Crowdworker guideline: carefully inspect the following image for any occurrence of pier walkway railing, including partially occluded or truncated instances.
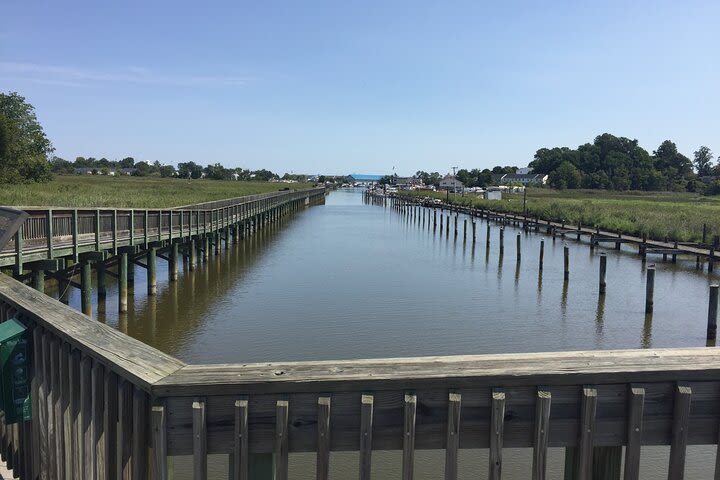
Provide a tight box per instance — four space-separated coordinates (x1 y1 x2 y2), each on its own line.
1 187 327 270
1 272 720 479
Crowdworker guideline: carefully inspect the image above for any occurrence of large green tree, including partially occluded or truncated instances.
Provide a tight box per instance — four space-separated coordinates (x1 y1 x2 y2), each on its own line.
693 146 714 176
0 92 54 183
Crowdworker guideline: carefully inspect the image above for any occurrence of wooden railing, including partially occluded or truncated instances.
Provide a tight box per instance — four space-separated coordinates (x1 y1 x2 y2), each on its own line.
1 273 720 479
1 188 326 269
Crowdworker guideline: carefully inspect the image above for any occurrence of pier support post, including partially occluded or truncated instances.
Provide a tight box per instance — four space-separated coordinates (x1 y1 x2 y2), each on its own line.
472 221 476 242
203 235 209 260
539 240 544 270
563 246 569 281
708 285 719 341
454 216 458 237
190 237 197 271
81 259 92 317
119 252 128 313
516 234 521 262
499 228 504 255
599 253 607 295
147 246 157 296
31 269 44 293
645 265 655 313
97 262 107 299
463 219 467 240
170 241 178 281
446 215 450 236
486 224 491 249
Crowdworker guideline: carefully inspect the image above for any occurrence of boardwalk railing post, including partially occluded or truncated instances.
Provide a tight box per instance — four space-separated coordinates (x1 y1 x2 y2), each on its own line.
708 285 719 341
645 265 655 314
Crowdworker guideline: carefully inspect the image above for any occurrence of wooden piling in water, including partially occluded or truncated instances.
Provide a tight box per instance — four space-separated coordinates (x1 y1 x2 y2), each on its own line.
645 266 655 313
486 224 491 249
119 252 128 313
708 285 719 341
516 234 521 262
563 246 569 281
97 262 106 299
472 222 476 242
463 219 467 240
499 228 504 255
81 260 92 317
189 238 197 271
454 216 458 237
170 242 178 282
539 240 544 270
32 269 44 293
599 254 607 295
147 246 157 296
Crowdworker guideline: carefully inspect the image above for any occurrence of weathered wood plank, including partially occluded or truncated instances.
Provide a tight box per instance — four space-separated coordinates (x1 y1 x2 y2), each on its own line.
118 380 133 480
624 385 645 480
92 361 105 479
402 393 417 480
61 342 72 478
80 355 93 479
151 401 167 480
0 275 185 390
132 388 148 480
275 399 289 480
668 383 692 480
104 370 118 480
359 394 373 480
444 392 461 480
193 398 207 480
574 386 597 480
154 348 720 396
43 331 56 477
489 388 505 480
51 337 65 480
532 388 551 480
317 396 331 480
233 398 249 480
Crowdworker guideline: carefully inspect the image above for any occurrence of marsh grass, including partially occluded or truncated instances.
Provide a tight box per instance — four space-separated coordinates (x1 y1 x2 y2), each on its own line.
0 175 315 208
403 188 720 242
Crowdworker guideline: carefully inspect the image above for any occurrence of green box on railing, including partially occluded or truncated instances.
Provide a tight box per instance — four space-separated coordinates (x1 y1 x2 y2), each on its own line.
0 318 31 424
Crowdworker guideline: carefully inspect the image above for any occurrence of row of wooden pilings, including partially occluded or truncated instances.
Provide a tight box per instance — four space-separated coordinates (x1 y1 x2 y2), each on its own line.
26 195 319 319
369 192 720 342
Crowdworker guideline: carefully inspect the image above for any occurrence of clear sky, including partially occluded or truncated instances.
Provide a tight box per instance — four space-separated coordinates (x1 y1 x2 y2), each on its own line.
2 1 718 176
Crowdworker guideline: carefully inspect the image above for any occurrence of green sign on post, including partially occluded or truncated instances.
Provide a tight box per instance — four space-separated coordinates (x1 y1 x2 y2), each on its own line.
0 318 31 424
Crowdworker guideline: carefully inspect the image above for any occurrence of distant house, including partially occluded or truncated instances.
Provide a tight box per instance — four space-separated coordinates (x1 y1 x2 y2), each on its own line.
516 167 533 175
394 176 423 188
495 173 548 186
439 174 464 191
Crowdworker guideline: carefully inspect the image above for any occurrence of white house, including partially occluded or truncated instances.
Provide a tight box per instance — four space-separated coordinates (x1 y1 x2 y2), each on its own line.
439 175 464 191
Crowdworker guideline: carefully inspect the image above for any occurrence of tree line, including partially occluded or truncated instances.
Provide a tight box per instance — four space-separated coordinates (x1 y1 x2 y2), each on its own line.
50 156 282 181
530 134 719 193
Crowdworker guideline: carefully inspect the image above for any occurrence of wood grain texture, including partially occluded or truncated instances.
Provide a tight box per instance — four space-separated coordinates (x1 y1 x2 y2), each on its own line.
402 393 417 480
317 396 331 480
151 402 167 480
532 388 551 480
359 394 373 480
668 383 692 480
444 392 461 480
192 398 207 480
574 386 597 480
489 388 505 480
624 385 645 480
275 399 289 480
233 398 249 480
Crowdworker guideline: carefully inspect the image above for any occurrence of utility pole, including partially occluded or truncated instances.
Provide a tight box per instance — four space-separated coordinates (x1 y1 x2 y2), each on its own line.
451 166 458 195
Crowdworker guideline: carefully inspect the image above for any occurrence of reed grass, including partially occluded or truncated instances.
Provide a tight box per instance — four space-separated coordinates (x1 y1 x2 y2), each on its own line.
0 175 315 208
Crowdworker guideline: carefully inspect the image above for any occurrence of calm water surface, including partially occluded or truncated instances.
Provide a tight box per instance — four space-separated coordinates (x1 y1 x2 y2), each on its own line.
56 189 720 478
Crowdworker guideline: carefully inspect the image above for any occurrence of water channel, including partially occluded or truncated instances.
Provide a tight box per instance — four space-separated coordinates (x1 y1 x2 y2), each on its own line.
54 189 720 478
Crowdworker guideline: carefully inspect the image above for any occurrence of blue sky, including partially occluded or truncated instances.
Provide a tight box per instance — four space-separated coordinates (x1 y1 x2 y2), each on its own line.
2 1 718 175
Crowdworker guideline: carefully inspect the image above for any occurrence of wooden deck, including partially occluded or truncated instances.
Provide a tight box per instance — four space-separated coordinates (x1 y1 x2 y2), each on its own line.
1 271 720 478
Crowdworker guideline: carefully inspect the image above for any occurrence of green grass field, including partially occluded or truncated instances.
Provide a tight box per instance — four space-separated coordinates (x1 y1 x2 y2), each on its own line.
402 188 720 243
0 175 316 208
